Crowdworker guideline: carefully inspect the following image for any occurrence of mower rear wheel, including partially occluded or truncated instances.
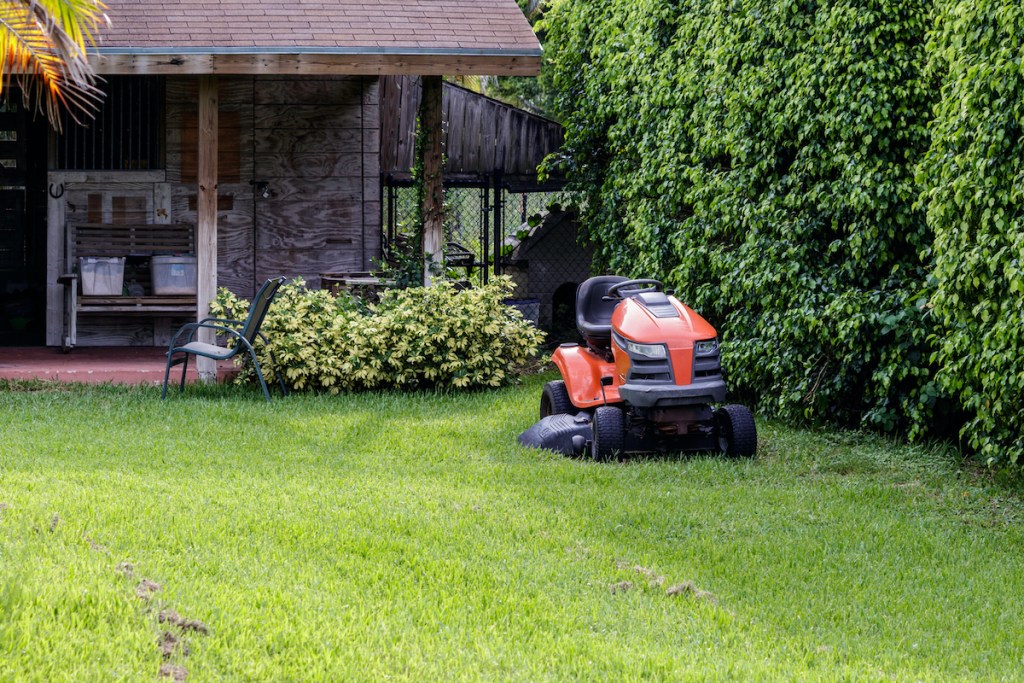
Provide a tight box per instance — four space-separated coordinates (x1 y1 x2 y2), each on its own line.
540 380 576 418
592 406 625 462
716 404 757 457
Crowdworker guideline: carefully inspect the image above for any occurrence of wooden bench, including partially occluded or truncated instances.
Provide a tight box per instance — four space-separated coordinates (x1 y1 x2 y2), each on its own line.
59 222 197 351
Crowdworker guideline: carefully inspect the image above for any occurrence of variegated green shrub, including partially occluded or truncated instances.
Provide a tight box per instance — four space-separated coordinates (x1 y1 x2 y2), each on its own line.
211 277 544 393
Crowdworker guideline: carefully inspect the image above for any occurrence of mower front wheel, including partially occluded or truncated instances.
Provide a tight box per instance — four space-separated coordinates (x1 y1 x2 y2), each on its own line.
592 405 625 462
540 380 576 418
716 404 757 457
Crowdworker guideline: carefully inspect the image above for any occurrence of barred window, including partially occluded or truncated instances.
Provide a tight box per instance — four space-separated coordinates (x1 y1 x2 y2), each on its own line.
57 76 164 171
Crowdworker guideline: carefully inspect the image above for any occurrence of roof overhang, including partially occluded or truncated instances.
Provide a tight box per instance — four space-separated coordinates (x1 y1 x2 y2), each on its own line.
88 47 542 77
87 0 543 77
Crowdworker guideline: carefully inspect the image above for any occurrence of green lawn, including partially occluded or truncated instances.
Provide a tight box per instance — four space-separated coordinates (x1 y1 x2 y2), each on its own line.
1 375 1023 681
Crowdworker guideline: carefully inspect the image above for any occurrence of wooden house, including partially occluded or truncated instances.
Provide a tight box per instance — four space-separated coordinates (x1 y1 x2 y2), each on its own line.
0 0 540 367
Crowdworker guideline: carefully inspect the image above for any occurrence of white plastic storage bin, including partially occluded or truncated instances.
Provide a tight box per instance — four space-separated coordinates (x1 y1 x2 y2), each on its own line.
151 255 197 295
79 257 125 296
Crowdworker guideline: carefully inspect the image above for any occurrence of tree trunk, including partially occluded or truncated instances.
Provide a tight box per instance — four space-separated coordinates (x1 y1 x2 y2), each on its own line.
419 75 444 287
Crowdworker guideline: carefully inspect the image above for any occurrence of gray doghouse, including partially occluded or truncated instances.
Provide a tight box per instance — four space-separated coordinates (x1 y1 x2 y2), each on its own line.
504 209 595 334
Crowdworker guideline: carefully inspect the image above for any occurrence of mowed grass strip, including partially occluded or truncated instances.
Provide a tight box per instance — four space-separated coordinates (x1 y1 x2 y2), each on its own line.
1 376 1023 681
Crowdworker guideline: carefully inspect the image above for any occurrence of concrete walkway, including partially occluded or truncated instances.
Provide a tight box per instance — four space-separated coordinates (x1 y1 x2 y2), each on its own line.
0 347 235 385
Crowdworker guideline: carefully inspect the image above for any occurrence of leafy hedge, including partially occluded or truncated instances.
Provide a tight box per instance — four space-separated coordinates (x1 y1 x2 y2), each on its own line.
542 0 1023 466
211 278 544 394
918 0 1024 466
544 0 939 429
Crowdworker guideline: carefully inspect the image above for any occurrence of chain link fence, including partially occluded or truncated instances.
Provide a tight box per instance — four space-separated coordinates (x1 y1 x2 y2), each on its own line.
383 184 554 270
382 178 594 341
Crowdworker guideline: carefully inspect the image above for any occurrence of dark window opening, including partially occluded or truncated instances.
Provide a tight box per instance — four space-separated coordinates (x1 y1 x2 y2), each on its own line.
57 76 165 171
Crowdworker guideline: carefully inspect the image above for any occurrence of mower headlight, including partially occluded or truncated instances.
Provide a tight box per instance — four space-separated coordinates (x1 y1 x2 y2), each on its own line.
694 338 719 356
622 339 668 360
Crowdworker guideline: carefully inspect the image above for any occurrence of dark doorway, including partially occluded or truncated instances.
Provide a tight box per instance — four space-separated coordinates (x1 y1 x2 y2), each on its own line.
550 281 580 344
0 93 48 345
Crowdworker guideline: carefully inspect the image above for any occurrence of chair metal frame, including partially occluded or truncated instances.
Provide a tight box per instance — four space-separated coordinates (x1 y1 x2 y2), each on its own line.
162 277 289 401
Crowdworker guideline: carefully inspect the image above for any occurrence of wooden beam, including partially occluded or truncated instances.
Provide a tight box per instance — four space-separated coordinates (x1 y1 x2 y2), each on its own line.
89 52 542 77
45 173 67 347
196 75 218 381
419 75 444 287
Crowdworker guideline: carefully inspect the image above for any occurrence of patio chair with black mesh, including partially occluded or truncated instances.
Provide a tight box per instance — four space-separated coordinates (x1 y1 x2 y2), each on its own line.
162 276 289 401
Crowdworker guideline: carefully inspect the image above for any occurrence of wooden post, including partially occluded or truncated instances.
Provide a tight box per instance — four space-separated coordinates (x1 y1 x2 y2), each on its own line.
45 173 67 347
419 75 444 287
196 75 218 381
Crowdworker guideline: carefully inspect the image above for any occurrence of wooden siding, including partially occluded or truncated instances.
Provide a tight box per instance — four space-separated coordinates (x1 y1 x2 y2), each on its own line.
253 76 380 286
380 76 563 189
166 74 380 296
167 76 256 298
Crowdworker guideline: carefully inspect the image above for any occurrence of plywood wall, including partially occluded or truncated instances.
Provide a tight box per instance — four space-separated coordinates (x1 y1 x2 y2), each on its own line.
251 76 380 287
166 76 257 297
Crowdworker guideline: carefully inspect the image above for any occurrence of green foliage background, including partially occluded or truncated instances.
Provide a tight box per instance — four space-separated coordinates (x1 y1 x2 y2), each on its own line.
918 0 1024 466
542 0 1023 466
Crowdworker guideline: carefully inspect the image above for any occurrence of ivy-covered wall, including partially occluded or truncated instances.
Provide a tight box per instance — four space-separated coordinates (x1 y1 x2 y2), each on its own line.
543 0 1023 466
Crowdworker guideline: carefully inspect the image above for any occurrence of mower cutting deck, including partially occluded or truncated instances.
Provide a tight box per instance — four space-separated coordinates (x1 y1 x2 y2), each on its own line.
519 276 756 461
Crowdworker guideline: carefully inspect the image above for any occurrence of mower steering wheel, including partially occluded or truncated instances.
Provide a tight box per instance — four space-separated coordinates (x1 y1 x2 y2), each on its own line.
606 279 663 299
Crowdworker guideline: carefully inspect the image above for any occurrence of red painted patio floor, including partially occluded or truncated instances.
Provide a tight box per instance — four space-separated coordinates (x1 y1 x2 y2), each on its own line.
0 347 236 386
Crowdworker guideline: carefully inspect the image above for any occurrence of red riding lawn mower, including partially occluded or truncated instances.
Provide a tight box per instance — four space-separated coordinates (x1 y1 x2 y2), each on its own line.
519 276 757 461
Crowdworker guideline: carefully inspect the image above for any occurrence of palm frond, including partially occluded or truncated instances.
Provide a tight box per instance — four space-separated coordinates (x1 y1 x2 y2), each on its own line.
1 0 107 129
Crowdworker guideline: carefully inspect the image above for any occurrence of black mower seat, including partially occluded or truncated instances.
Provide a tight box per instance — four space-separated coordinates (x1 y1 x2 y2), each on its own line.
576 275 628 346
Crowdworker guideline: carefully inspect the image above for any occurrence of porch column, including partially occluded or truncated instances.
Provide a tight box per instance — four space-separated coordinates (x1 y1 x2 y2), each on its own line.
196 75 218 381
419 75 444 287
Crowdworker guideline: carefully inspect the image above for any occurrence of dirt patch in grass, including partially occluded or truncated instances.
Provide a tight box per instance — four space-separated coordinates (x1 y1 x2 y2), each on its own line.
85 536 109 554
153 608 208 682
617 561 666 588
666 581 718 604
121 570 211 682
114 564 199 680
612 561 717 604
136 579 161 601
160 609 209 635
159 631 189 659
158 663 188 682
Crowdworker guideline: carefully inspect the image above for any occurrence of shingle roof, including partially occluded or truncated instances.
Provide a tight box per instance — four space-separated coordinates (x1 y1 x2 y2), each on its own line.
96 0 540 55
